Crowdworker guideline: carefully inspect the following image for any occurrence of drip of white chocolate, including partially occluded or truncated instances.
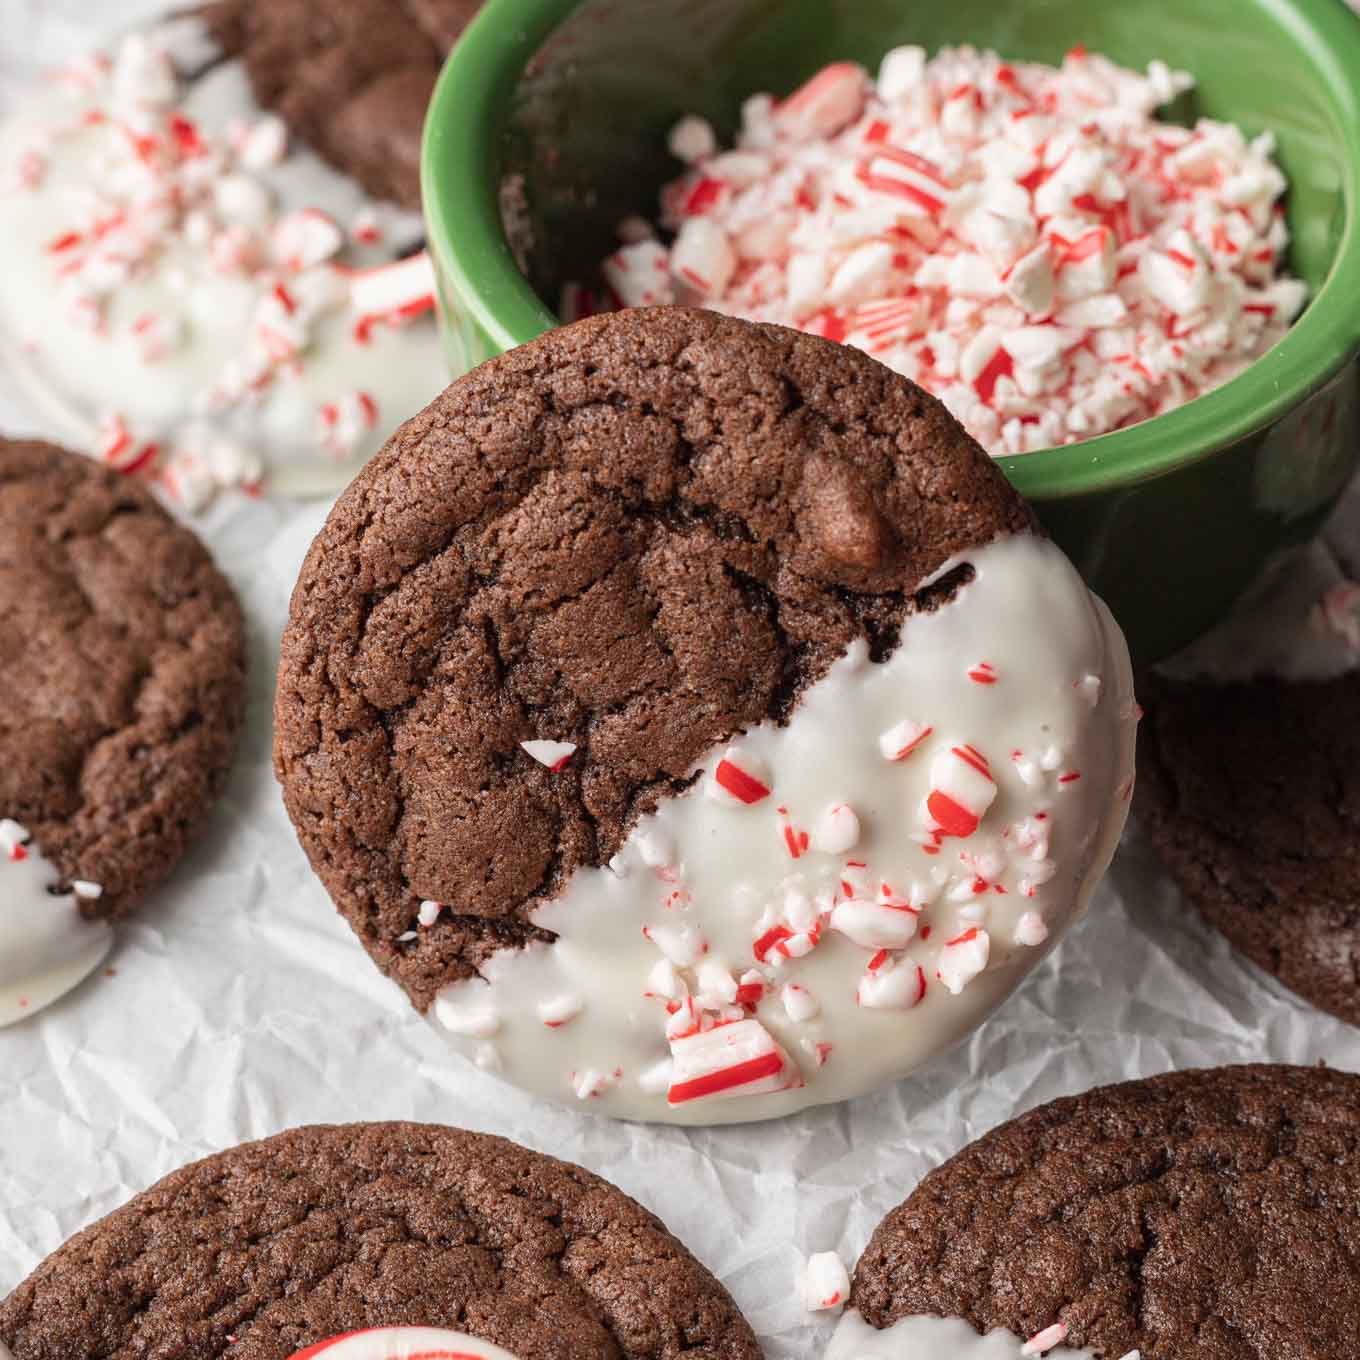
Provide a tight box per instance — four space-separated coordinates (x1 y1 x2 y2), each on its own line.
430 534 1137 1123
0 821 112 1027
825 1310 1135 1360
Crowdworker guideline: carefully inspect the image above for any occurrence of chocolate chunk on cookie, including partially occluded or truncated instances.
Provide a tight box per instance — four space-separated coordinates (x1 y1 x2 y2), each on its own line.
203 0 484 208
1135 669 1360 1025
274 307 1136 1121
0 1122 761 1360
0 439 246 918
844 1064 1360 1359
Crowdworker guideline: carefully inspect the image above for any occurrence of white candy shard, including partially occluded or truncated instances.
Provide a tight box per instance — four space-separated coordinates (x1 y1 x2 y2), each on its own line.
520 739 576 770
1015 911 1050 946
830 899 918 951
856 956 927 1010
936 927 991 994
801 1251 851 1312
812 802 860 854
350 251 437 319
781 982 820 1022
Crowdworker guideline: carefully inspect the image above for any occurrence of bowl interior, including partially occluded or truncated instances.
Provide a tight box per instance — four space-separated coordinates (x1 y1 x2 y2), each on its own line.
427 0 1360 496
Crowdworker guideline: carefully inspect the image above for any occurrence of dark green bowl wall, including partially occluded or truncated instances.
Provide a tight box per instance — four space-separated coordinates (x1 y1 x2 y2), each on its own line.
510 0 1348 309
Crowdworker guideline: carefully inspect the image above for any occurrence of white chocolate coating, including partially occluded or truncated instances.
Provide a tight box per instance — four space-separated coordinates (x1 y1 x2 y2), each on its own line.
0 823 112 1027
430 534 1137 1123
0 29 447 502
299 1329 522 1360
825 1310 1118 1360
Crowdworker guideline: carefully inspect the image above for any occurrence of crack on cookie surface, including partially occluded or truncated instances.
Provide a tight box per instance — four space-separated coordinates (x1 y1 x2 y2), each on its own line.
0 439 246 918
850 1065 1360 1360
273 308 1036 1010
0 1122 761 1360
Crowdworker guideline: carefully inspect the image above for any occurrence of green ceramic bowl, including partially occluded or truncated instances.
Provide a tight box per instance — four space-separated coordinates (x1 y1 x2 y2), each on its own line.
424 0 1360 661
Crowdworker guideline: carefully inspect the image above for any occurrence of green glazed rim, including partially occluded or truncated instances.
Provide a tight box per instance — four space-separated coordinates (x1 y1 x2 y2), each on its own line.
423 0 1360 500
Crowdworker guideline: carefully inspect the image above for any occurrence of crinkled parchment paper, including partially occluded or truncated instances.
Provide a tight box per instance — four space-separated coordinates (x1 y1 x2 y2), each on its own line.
2 6 1358 1357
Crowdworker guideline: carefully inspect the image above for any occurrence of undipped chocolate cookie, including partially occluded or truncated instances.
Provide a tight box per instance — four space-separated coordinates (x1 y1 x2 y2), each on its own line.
0 438 246 1023
1135 543 1360 1026
836 1063 1360 1360
0 1122 761 1360
273 306 1137 1123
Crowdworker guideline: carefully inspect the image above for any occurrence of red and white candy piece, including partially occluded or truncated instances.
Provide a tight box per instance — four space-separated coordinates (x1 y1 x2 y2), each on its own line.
0 819 29 861
350 251 437 325
288 1328 522 1360
830 896 918 951
936 926 991 994
706 746 772 805
925 744 997 838
811 802 860 854
670 218 736 297
667 1017 803 1105
879 718 933 761
777 62 867 139
272 208 343 272
1021 1323 1070 1357
603 240 675 309
801 1251 851 1313
856 953 927 1009
318 391 380 459
520 739 576 771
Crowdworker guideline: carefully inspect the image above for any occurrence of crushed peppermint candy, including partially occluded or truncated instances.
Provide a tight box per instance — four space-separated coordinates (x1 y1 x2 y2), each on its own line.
520 739 577 771
801 1251 851 1313
587 45 1307 457
0 31 444 508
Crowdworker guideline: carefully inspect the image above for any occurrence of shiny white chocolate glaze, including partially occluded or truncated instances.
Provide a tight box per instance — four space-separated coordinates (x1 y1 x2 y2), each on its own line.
0 828 112 1027
430 534 1137 1123
825 1311 1116 1360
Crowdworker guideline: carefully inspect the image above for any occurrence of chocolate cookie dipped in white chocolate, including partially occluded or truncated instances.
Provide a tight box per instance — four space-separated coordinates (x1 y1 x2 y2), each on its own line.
0 819 112 1026
0 25 447 507
431 533 1137 1123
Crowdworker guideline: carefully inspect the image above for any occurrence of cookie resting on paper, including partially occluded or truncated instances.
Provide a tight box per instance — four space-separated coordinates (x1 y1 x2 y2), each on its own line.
273 306 1137 1123
0 1122 761 1360
1137 660 1360 1027
834 1063 1360 1360
0 439 245 1024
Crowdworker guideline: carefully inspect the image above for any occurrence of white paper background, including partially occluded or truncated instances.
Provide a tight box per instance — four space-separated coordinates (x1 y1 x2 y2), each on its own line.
2 6 1358 1358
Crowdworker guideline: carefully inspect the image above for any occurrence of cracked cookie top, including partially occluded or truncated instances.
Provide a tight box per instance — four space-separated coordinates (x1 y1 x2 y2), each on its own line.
849 1063 1360 1358
272 307 1035 1014
0 438 246 918
0 1121 761 1360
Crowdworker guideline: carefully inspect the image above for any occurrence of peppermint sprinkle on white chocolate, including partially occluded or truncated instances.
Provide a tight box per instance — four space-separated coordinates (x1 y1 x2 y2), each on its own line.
428 535 1137 1123
0 27 446 506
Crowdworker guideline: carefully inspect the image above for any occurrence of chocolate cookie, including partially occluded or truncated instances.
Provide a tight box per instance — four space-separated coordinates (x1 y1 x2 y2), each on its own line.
1135 670 1360 1026
0 438 246 916
0 1122 761 1360
274 306 1136 1121
203 0 485 208
843 1064 1360 1360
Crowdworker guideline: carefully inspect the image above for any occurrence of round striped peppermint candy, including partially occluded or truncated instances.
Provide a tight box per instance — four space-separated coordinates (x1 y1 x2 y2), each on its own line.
290 1328 523 1360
